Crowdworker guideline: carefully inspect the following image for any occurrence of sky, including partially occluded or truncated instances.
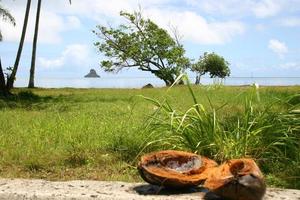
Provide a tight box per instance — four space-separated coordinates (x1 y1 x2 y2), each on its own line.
0 0 300 82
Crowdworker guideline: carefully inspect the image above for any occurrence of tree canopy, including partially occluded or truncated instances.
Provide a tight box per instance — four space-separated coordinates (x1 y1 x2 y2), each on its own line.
191 52 230 84
93 11 190 86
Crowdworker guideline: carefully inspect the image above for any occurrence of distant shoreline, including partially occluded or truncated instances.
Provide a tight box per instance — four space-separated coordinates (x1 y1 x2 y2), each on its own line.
12 85 300 90
12 77 300 88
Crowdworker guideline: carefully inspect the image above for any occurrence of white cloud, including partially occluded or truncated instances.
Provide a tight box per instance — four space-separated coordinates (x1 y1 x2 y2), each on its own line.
3 0 299 48
38 57 65 69
184 0 291 18
0 1 81 44
65 16 81 29
278 17 300 27
193 0 252 17
40 0 245 44
145 9 245 44
52 0 245 45
39 13 81 43
268 39 288 58
252 0 281 18
38 44 90 69
43 0 144 23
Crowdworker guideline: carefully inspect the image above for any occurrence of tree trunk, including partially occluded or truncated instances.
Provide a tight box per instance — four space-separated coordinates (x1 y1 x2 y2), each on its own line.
195 75 201 85
159 73 174 86
6 0 31 90
0 58 8 95
28 0 42 88
164 79 172 86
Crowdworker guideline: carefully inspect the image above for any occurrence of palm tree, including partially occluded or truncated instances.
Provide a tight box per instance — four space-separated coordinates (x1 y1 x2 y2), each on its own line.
28 0 41 88
0 58 6 94
0 1 16 95
28 0 72 88
0 1 16 41
6 0 32 90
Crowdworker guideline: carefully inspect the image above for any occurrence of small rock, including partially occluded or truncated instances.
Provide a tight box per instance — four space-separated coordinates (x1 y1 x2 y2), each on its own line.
142 83 154 89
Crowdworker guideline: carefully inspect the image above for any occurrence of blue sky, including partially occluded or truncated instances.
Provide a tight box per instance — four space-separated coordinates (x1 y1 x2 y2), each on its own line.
1 0 300 81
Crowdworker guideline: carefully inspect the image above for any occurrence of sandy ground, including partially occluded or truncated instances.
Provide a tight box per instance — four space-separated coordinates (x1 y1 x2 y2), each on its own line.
0 179 299 200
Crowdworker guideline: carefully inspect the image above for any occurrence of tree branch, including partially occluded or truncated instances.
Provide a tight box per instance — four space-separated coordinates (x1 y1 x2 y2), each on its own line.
130 16 166 70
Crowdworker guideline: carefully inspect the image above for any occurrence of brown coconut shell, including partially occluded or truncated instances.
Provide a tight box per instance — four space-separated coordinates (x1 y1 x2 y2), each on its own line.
204 159 266 200
138 150 218 188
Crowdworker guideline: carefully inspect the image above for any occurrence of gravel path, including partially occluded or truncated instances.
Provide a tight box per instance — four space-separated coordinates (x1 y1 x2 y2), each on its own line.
0 179 299 200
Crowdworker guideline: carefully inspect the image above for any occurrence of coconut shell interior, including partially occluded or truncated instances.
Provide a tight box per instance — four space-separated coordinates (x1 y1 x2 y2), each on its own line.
138 150 217 188
138 151 266 199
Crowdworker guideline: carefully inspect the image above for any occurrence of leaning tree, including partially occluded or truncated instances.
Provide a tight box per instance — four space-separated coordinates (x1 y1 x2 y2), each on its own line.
6 0 32 92
0 0 16 95
93 11 190 86
191 52 230 84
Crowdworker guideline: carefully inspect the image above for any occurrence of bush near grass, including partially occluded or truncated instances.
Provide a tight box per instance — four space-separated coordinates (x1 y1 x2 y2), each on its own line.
142 78 300 188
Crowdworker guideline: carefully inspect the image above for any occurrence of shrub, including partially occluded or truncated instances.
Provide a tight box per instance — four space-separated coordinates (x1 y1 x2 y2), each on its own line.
142 75 300 188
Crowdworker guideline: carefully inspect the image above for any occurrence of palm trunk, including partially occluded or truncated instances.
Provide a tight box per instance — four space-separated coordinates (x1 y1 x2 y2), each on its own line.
28 0 42 88
0 58 7 95
6 0 31 90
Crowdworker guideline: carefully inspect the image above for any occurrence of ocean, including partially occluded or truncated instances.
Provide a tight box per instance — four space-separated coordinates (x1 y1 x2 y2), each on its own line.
14 77 300 88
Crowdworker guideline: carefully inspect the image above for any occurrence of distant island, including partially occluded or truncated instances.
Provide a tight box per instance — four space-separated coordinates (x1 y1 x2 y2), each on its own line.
84 69 100 78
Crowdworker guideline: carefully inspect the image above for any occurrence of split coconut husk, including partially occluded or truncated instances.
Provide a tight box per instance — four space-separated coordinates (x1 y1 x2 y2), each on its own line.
204 159 266 200
138 150 218 188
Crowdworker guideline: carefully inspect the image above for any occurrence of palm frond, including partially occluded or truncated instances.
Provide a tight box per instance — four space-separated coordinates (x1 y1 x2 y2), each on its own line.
0 5 16 26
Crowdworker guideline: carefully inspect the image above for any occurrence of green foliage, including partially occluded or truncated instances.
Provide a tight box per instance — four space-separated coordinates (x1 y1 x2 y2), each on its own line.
191 52 230 84
143 78 300 188
0 87 299 187
93 10 190 86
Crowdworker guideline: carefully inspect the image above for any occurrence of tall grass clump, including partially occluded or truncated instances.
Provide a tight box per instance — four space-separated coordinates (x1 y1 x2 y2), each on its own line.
143 76 300 188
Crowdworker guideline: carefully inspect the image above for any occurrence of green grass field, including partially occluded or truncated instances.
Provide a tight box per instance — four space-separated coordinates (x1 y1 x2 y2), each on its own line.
0 85 299 188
